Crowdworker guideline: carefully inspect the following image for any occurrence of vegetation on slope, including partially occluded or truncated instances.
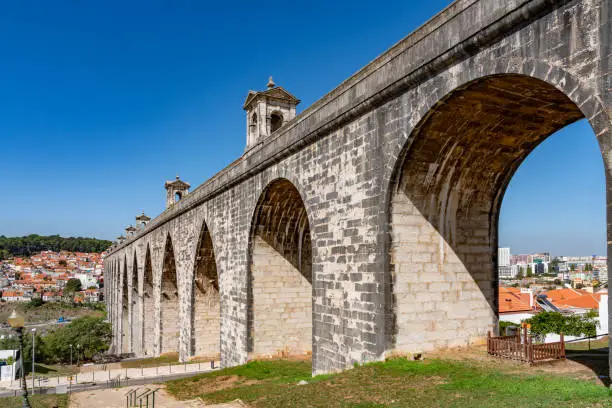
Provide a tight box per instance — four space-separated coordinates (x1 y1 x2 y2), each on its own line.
0 234 111 259
0 394 68 408
166 358 612 408
0 300 104 326
0 316 111 365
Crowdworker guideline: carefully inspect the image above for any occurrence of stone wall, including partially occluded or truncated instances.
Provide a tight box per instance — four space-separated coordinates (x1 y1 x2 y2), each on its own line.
192 222 220 358
251 236 312 356
105 0 612 375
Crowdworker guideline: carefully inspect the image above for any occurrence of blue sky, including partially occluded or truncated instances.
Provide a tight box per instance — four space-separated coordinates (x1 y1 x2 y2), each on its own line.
0 1 605 256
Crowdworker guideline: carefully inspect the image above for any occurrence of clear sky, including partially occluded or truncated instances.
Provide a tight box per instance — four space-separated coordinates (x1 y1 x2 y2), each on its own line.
0 1 605 256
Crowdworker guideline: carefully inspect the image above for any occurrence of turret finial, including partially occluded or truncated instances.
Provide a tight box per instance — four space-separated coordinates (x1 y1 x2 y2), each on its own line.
267 76 275 89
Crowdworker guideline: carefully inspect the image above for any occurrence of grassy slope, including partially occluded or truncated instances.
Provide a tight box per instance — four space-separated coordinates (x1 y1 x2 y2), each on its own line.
0 302 104 326
0 394 68 408
566 337 609 353
167 358 612 408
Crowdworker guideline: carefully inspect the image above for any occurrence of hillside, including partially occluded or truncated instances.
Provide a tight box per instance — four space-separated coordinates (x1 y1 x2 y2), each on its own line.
0 235 111 259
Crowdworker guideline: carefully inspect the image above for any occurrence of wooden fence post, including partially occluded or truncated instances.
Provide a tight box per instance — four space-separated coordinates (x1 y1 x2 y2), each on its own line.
560 332 565 358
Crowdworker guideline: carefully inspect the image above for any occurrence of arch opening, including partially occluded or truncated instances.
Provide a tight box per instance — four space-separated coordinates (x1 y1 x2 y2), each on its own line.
131 251 138 354
122 257 129 354
248 179 312 358
270 112 283 133
387 74 587 354
160 235 180 355
191 221 220 359
142 246 155 355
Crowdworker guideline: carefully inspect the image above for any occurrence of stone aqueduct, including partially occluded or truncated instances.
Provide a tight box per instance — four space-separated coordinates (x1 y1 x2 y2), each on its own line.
105 0 612 375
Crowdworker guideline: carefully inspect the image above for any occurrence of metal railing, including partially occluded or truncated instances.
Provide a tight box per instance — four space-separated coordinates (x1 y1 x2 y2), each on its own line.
125 387 160 408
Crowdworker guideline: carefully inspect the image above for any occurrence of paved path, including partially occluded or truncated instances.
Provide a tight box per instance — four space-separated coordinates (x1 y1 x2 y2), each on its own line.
68 384 247 408
69 384 206 408
0 361 220 390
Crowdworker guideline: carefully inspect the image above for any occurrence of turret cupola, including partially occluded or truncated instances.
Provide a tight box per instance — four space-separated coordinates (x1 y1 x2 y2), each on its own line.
125 225 137 238
136 211 151 230
243 77 300 150
165 175 190 208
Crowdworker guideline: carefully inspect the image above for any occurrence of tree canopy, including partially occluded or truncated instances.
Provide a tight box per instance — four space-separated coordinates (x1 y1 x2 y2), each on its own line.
0 316 111 365
65 278 82 294
523 311 597 337
0 235 111 260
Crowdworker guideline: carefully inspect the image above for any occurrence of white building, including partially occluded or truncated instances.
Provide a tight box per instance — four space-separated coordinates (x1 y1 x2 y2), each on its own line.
498 247 511 267
75 273 98 289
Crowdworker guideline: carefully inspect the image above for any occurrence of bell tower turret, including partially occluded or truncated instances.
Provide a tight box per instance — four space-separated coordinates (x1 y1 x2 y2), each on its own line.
165 176 190 208
243 77 300 150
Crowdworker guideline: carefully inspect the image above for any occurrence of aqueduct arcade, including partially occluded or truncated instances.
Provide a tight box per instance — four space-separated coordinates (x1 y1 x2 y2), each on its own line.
105 0 612 375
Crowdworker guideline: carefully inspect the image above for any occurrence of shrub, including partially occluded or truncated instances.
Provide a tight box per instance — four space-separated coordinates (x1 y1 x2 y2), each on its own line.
523 311 597 338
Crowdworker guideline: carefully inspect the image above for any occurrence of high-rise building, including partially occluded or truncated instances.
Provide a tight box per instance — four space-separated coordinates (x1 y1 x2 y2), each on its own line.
498 247 511 267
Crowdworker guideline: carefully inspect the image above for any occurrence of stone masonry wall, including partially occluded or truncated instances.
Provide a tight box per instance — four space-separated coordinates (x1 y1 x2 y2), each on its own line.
106 0 612 375
251 236 312 356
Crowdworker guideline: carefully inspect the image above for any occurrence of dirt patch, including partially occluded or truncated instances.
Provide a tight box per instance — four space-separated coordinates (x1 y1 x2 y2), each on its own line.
69 384 207 408
171 375 260 400
425 344 609 386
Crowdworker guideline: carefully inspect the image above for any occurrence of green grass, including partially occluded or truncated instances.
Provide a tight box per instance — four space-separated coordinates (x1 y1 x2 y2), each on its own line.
566 336 608 353
24 363 78 378
166 358 612 407
0 394 68 408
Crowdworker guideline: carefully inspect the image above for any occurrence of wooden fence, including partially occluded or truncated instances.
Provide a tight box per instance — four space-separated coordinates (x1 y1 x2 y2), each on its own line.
487 329 565 363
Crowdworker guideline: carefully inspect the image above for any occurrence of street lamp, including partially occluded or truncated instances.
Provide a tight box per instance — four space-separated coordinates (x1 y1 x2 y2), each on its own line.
7 310 31 408
31 328 36 394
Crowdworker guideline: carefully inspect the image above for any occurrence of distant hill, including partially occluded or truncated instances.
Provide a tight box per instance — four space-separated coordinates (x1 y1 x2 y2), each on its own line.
0 234 112 260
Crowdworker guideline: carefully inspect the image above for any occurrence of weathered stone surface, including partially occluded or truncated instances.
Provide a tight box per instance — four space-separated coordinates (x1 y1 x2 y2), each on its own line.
104 0 612 376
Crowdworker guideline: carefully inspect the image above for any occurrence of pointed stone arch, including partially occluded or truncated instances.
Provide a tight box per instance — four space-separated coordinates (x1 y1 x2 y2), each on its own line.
142 244 155 356
191 219 221 359
121 255 129 354
247 178 313 358
131 250 139 354
160 234 180 355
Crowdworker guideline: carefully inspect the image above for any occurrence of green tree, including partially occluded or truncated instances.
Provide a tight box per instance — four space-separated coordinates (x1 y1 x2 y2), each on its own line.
25 297 44 308
526 265 533 278
523 311 597 337
65 278 82 294
42 316 111 364
0 235 111 257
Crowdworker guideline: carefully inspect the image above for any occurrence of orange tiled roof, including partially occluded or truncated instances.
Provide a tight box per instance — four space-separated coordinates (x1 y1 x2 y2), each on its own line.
499 287 533 314
545 288 599 310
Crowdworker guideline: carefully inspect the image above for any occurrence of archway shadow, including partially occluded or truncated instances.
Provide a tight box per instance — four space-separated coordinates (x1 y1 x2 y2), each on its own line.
565 348 610 386
386 73 607 375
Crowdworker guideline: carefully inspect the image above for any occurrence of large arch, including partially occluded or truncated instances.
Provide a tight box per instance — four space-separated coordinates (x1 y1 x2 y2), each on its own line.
191 220 220 358
247 178 313 358
121 256 129 354
142 245 155 356
160 234 180 355
386 71 602 354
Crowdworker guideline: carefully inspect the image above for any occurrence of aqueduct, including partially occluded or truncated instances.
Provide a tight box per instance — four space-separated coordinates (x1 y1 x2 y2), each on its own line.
104 0 612 375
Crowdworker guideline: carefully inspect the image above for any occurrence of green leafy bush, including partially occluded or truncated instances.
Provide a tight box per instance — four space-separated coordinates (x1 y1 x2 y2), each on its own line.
523 311 597 338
